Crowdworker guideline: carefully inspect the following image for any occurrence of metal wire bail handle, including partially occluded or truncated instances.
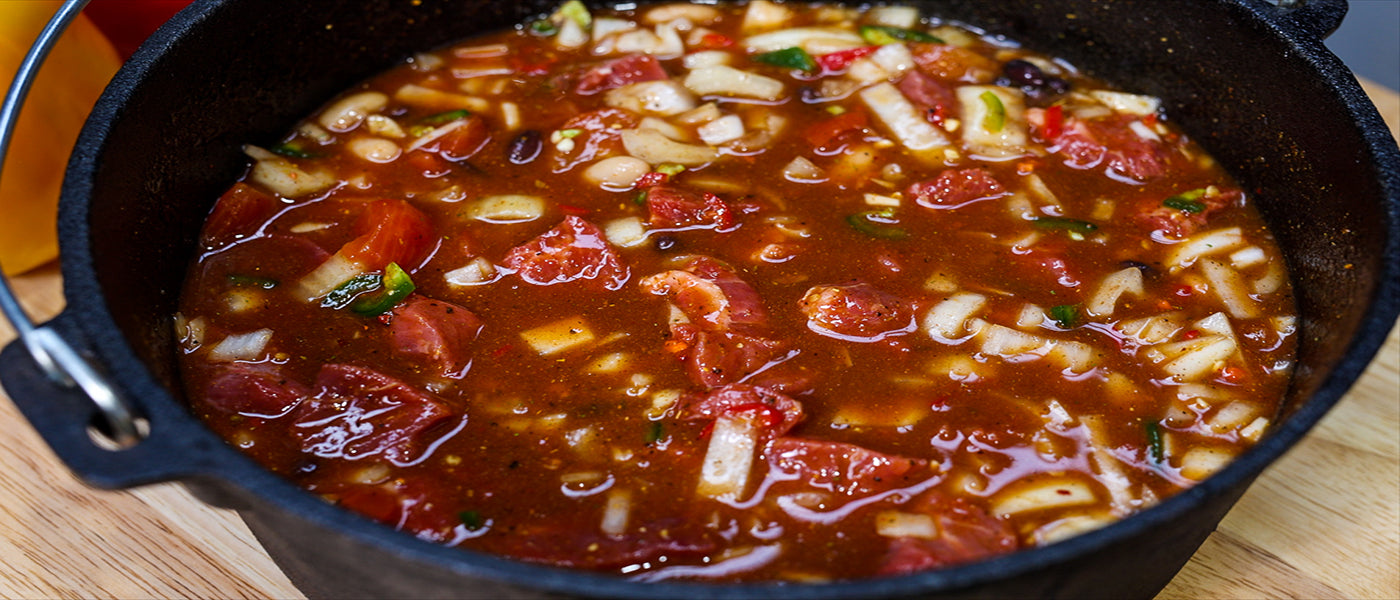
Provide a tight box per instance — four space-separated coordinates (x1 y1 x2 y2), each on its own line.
0 0 143 448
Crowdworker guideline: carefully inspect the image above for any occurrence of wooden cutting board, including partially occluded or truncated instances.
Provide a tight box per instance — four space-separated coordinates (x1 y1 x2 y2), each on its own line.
0 80 1395 600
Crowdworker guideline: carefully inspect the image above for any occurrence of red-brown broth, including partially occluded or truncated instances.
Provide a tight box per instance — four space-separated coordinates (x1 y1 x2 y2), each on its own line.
176 1 1297 582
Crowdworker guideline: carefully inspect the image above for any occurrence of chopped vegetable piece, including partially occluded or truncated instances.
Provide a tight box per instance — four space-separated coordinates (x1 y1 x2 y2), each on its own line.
816 46 879 72
1145 421 1164 464
1042 104 1064 139
655 163 686 176
529 19 558 36
459 510 483 530
349 263 417 317
1163 189 1209 214
1049 304 1079 328
421 109 471 126
859 25 942 45
270 142 316 159
979 90 1006 133
322 273 383 310
555 0 591 29
847 208 908 240
1033 217 1099 239
754 47 817 72
645 421 664 444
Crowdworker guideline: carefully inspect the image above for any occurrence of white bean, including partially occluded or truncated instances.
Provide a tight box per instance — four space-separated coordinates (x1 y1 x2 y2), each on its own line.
348 137 402 163
583 156 651 191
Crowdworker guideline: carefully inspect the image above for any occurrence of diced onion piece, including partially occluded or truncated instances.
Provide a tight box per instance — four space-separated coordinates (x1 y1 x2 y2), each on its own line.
365 115 406 138
393 83 489 113
555 17 588 49
467 195 545 223
1079 415 1139 515
922 292 987 340
874 511 937 539
1088 90 1162 116
652 22 686 58
1229 246 1267 268
1166 227 1244 270
1045 340 1097 372
684 66 785 101
957 85 1029 160
644 3 721 25
348 137 402 163
585 156 652 191
297 253 364 301
1115 313 1185 345
1085 267 1145 317
1254 260 1287 295
520 316 596 355
859 82 950 152
621 128 718 166
683 50 731 69
696 411 761 500
606 80 698 116
1161 335 1237 380
444 258 498 286
604 217 649 248
174 313 206 349
1206 401 1259 434
1179 446 1236 481
743 27 864 53
318 91 389 132
845 57 892 86
499 102 521 131
869 43 916 76
1199 257 1259 318
1239 417 1269 442
600 488 632 537
223 288 263 313
591 17 636 41
208 329 274 362
782 156 825 183
245 145 335 199
927 354 987 383
677 102 724 126
1017 304 1047 328
979 323 1047 356
1032 513 1116 546
991 476 1099 516
740 0 794 33
697 115 746 145
831 403 924 428
863 193 900 207
863 6 920 29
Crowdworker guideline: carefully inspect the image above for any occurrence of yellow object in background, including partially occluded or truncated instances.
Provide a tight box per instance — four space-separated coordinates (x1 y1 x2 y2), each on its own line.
1 2 122 275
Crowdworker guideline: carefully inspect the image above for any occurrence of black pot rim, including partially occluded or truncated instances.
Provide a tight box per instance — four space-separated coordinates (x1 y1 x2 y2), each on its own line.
52 0 1400 597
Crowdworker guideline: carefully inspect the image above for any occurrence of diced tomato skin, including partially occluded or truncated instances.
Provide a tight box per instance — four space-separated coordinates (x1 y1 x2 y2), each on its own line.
339 199 436 272
799 281 914 342
388 295 484 378
574 54 669 95
293 364 456 464
203 362 309 417
502 216 631 290
767 437 928 496
202 183 276 248
907 168 1009 209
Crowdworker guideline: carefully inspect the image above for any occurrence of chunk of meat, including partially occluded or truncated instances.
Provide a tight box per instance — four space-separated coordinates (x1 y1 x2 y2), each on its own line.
338 199 437 271
498 517 719 569
1133 187 1243 238
203 362 309 417
388 295 484 378
574 54 669 95
639 257 768 331
670 324 789 388
202 182 275 249
293 364 456 465
1030 111 1170 181
907 168 1009 210
909 43 999 83
416 115 491 162
767 437 929 496
645 185 735 230
877 490 1019 574
502 216 630 290
799 281 915 342
550 108 643 173
897 71 956 125
677 383 804 440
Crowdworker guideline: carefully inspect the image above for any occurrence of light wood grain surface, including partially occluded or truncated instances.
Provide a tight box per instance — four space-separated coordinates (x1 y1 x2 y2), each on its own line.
0 80 1396 600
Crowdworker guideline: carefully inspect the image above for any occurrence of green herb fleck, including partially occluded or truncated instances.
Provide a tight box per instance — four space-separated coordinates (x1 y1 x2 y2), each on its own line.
557 128 583 139
555 0 591 29
846 208 908 240
1146 421 1164 464
754 47 818 72
859 25 942 45
1033 216 1098 241
645 421 664 444
1163 189 1208 214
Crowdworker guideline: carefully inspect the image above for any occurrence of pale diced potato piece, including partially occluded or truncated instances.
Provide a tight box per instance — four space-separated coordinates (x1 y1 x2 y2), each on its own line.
697 411 761 500
585 352 630 374
1085 267 1145 317
860 82 951 152
991 476 1099 516
683 66 785 101
521 316 597 355
604 217 649 248
318 91 388 132
874 511 937 539
1179 446 1236 481
467 195 545 223
922 292 987 340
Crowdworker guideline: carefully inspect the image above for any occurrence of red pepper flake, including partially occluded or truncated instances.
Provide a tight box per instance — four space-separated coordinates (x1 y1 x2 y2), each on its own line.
1042 104 1064 140
698 32 735 49
1181 329 1201 340
1142 113 1159 127
490 344 514 358
1219 366 1246 384
557 203 591 216
698 420 715 440
1172 284 1195 298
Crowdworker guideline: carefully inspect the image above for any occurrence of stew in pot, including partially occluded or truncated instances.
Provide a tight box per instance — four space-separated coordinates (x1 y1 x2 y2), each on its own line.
175 0 1298 582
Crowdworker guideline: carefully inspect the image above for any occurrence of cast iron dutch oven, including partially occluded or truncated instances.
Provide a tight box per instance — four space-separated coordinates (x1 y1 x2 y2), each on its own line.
1 0 1397 597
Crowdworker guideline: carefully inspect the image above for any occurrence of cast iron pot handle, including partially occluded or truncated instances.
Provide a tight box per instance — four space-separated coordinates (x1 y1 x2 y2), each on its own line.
0 0 205 489
1259 0 1349 42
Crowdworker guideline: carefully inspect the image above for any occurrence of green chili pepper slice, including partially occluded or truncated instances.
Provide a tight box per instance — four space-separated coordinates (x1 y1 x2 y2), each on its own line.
754 47 818 72
847 208 909 240
980 90 1006 133
420 109 471 126
269 142 316 159
1033 216 1099 241
1049 304 1079 328
859 25 942 45
1145 421 1164 464
350 263 416 316
1163 188 1208 214
529 19 558 36
645 421 664 444
322 273 383 309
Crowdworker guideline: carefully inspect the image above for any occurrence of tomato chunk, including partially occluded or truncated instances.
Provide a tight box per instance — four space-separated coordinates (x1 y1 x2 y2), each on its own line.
293 364 456 465
678 384 805 440
339 199 436 272
1037 112 1170 181
645 185 735 230
877 491 1019 574
502 216 631 290
767 437 929 496
202 183 276 249
388 295 484 378
574 54 669 95
799 281 915 342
